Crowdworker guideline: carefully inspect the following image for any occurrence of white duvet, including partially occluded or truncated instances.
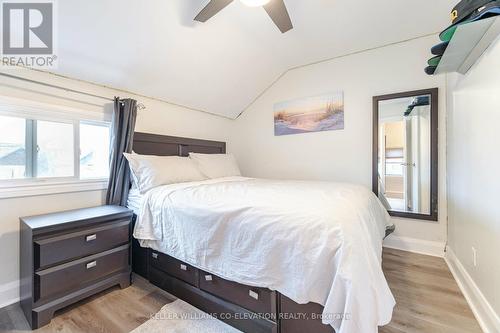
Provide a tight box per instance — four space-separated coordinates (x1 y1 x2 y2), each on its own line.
134 177 395 333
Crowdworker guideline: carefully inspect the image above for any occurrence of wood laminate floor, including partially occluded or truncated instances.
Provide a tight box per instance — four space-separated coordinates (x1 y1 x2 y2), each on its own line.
0 248 482 333
380 248 482 333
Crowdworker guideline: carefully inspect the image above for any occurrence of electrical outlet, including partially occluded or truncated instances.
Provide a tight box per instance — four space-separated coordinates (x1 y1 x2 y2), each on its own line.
472 247 477 267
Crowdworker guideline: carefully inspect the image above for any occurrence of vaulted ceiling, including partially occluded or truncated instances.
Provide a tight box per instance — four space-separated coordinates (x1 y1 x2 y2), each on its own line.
54 0 455 118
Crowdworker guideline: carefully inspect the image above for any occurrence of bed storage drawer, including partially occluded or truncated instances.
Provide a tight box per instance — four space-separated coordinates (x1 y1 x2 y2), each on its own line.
35 219 130 269
35 245 130 302
280 295 334 333
199 270 276 317
150 251 198 286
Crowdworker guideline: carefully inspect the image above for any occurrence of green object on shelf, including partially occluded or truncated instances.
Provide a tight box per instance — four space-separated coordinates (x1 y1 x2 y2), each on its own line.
440 25 459 42
427 56 442 67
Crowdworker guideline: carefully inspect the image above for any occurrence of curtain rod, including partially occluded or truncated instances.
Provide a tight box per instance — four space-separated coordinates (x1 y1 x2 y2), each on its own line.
0 72 146 110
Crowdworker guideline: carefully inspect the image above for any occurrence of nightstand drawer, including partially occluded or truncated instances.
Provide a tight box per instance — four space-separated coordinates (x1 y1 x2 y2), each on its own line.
35 245 129 302
35 219 130 269
150 251 198 286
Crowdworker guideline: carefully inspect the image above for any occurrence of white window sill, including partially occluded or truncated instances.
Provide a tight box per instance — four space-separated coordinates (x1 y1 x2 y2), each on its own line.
0 180 108 199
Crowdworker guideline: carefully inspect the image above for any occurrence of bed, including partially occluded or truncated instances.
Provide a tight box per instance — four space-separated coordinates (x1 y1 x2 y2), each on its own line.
128 132 396 333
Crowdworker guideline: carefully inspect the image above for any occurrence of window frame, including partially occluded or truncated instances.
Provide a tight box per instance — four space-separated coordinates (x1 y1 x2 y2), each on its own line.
0 98 111 198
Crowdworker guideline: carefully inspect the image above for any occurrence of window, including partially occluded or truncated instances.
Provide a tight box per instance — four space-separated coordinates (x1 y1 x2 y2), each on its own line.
0 115 26 179
385 148 404 176
36 120 75 178
80 122 110 179
0 115 110 182
385 157 404 176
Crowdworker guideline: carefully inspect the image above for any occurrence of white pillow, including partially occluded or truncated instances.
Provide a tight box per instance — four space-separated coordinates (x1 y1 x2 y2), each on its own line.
189 153 241 179
123 152 207 193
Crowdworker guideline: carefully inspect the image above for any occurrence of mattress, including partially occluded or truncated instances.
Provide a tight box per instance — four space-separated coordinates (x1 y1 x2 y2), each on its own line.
133 177 396 333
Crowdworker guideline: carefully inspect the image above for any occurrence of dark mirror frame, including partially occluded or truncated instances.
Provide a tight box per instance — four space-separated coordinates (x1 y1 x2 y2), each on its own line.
372 88 439 221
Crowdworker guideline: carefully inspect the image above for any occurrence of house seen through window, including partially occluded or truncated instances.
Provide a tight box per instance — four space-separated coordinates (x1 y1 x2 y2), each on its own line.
0 115 110 181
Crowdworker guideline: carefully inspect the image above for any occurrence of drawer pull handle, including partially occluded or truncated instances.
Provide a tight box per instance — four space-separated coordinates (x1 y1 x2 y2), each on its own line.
152 253 158 259
205 274 213 281
86 234 97 242
249 290 259 300
180 264 187 271
86 261 97 269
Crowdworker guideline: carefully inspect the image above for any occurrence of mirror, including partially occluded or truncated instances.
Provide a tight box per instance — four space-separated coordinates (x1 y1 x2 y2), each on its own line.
372 89 438 221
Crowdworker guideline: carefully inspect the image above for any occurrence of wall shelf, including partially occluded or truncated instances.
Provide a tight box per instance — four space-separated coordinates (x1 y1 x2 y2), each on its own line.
435 16 500 75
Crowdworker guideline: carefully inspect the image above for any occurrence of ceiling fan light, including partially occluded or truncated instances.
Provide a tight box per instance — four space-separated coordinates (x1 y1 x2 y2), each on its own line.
240 0 271 7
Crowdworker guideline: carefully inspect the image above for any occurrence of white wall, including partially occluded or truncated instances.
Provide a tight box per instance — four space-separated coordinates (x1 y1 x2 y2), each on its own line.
0 68 232 307
230 35 448 254
446 37 500 332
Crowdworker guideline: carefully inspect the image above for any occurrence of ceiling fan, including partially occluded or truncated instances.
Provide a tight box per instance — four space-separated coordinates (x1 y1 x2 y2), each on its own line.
194 0 293 33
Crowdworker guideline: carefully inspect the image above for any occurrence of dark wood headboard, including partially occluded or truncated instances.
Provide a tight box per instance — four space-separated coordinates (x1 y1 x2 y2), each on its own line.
132 132 226 157
126 132 226 193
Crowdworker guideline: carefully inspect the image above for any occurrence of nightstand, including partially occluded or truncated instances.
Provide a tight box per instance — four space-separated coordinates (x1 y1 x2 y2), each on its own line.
20 205 133 329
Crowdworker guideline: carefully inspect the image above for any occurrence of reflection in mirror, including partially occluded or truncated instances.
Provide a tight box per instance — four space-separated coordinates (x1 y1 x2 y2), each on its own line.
377 95 431 215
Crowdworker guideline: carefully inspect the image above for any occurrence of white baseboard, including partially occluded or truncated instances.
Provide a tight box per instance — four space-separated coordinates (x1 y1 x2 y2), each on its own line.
445 246 500 333
383 235 445 257
0 280 19 309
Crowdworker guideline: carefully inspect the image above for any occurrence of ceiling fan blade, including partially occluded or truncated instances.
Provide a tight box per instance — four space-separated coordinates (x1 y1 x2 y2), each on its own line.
194 0 234 22
263 0 293 33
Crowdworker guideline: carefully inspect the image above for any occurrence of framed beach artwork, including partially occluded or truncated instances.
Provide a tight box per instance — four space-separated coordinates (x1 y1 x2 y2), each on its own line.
274 92 344 136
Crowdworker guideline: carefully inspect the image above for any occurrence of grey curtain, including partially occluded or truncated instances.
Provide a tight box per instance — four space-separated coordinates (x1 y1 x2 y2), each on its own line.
106 97 138 206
